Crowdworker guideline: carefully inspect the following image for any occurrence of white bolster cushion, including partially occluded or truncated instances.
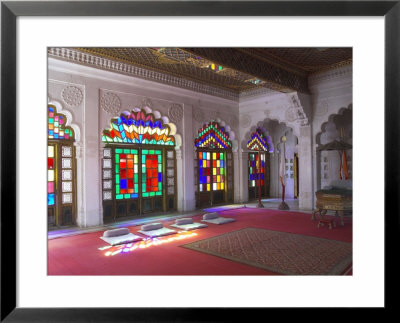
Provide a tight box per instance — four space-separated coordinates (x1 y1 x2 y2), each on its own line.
176 218 194 225
203 212 219 220
141 222 163 231
103 228 130 237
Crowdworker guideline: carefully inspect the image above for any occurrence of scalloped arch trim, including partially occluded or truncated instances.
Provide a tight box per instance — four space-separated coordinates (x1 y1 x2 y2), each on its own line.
195 120 232 149
102 109 175 146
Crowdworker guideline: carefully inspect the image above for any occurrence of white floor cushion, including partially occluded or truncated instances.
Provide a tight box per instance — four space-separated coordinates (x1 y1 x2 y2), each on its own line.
137 227 176 237
100 233 143 246
170 222 208 231
201 217 236 225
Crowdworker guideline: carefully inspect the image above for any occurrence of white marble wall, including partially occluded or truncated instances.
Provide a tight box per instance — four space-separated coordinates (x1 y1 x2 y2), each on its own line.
48 58 238 227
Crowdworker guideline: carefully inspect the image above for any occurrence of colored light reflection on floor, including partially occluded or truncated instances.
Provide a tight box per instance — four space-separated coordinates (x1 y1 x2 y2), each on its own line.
99 231 198 256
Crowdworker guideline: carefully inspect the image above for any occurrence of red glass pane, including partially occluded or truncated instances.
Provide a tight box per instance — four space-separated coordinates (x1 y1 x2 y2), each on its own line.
213 160 216 167
120 159 126 168
128 169 133 178
146 159 152 168
152 159 157 168
120 189 127 194
48 158 54 169
120 169 127 178
120 154 126 158
128 179 133 188
152 169 157 177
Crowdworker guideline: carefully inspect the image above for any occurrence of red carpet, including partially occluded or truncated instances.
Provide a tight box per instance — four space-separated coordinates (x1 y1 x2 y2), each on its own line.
48 208 352 275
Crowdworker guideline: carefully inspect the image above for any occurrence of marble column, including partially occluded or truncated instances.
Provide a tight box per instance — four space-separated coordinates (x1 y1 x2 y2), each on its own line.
298 125 314 210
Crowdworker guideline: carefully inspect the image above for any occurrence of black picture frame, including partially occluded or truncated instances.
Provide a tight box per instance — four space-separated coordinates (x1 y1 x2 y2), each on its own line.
1 1 399 321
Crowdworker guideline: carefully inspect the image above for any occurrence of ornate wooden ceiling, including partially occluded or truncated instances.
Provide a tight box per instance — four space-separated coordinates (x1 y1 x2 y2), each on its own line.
75 47 352 94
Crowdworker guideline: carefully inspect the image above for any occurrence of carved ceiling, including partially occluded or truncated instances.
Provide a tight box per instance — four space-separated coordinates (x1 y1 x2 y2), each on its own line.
74 47 352 95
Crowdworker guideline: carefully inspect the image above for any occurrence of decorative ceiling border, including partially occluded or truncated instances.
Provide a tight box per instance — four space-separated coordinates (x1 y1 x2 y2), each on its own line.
48 48 239 102
308 64 352 88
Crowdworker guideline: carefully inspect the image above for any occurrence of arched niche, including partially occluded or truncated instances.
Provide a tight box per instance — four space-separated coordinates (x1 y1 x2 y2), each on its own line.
315 105 353 190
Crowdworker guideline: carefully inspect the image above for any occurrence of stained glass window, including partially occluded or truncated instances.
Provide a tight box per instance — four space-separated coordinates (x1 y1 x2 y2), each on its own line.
115 148 139 200
249 153 265 188
198 151 225 192
102 110 175 146
246 128 269 152
48 145 55 206
195 121 231 149
142 150 163 197
48 105 74 140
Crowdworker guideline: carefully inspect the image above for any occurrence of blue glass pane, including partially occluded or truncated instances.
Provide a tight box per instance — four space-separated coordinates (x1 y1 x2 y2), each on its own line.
48 194 54 206
120 179 127 189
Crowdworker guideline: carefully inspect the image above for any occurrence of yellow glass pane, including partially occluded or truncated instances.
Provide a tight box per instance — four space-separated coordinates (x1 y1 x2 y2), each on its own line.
217 175 220 183
207 184 210 191
48 170 54 182
217 183 220 190
48 146 54 157
213 168 216 175
217 160 220 167
203 160 207 168
221 182 224 190
213 152 216 159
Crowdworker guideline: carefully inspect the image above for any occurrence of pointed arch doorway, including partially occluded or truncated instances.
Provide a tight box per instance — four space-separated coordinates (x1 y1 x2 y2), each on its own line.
194 121 234 208
101 109 177 222
47 105 77 227
247 128 271 200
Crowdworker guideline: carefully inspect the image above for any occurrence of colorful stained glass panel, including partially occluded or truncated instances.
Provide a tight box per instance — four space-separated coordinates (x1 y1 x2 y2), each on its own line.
115 149 139 199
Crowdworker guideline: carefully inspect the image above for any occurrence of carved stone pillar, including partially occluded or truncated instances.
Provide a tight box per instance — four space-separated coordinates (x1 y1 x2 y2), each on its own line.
82 84 102 227
180 104 195 211
238 150 249 203
298 125 314 210
74 142 85 227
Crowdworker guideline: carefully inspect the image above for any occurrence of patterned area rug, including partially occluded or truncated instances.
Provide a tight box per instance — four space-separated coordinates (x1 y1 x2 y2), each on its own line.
182 228 352 275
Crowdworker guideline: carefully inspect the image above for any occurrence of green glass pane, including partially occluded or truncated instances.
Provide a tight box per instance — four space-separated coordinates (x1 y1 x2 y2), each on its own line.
134 174 138 183
115 148 122 153
124 149 130 153
132 149 138 154
143 192 149 197
149 150 154 155
124 194 130 198
143 150 148 155
116 194 123 200
142 155 146 164
150 192 155 197
115 165 119 173
116 185 120 194
142 175 146 182
156 150 161 155
158 155 162 162
116 175 120 182
156 192 162 196
158 165 162 172
142 183 146 192
115 155 119 163
158 183 162 190
134 184 138 192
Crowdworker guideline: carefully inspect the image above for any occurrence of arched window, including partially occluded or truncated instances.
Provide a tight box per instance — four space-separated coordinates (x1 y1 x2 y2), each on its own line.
101 109 176 222
47 105 76 227
194 121 233 207
247 128 270 200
